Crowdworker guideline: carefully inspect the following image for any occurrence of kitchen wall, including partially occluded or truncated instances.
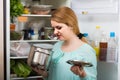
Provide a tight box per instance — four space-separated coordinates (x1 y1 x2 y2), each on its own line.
0 0 4 80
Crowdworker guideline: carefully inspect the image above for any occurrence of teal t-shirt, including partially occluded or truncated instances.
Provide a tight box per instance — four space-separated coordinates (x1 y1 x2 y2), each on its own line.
46 41 97 80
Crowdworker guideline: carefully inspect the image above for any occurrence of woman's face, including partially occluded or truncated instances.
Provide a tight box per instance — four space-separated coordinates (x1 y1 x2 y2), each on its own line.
51 20 73 41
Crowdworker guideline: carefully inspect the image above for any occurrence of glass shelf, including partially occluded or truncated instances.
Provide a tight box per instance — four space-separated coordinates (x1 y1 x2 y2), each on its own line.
10 56 28 59
11 76 43 80
22 14 51 17
10 40 59 43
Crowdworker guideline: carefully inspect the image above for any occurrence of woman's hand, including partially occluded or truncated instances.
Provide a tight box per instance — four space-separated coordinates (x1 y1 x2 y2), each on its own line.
31 67 48 77
70 65 86 78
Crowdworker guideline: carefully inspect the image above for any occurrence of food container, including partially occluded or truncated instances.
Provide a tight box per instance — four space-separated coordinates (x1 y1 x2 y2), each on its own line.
44 27 53 39
27 44 53 70
31 5 52 15
31 34 39 40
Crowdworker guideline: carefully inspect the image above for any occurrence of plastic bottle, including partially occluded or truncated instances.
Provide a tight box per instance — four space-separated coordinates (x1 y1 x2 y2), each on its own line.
99 31 108 61
107 32 118 62
40 27 45 40
92 26 102 60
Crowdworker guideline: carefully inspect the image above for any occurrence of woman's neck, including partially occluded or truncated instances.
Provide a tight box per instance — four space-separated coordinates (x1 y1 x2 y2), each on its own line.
63 35 84 46
61 35 85 53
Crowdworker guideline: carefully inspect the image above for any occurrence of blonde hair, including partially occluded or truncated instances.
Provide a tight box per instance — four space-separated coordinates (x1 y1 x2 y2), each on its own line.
51 7 80 35
51 7 87 43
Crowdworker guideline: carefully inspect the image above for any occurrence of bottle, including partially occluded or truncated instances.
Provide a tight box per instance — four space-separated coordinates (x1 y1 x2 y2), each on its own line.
40 27 45 40
23 6 30 14
99 31 108 61
92 26 102 60
23 29 31 40
29 28 34 40
107 32 118 62
44 27 53 39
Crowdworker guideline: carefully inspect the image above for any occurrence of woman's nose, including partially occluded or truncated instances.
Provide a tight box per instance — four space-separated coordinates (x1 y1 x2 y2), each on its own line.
54 29 58 35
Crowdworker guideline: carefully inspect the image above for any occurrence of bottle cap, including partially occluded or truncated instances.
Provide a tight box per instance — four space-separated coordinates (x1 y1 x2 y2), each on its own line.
110 32 115 37
96 26 100 29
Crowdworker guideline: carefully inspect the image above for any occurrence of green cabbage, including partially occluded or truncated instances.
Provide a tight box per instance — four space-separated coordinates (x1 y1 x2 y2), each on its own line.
11 60 32 78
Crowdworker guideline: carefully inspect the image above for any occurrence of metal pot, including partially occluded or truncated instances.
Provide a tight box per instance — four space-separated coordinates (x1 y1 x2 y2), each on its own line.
27 44 52 70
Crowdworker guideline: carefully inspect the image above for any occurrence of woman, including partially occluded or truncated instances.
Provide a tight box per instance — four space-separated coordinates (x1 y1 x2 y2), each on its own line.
32 6 97 80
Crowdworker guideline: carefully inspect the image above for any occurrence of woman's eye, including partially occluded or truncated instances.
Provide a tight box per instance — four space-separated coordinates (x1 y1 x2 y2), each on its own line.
56 26 62 30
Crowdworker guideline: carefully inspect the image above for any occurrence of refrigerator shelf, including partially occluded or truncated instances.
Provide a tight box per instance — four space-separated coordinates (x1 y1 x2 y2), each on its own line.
10 40 59 43
22 14 51 17
11 76 43 80
10 56 28 59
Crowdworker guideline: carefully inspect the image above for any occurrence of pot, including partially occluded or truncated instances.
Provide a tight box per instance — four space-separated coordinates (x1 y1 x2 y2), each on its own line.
27 44 52 70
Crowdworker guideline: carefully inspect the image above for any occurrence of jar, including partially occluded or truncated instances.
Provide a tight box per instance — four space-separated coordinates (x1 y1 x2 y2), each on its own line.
44 27 53 39
27 45 51 70
31 34 39 40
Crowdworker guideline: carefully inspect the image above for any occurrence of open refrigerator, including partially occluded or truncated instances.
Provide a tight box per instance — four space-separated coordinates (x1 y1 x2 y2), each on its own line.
4 0 120 80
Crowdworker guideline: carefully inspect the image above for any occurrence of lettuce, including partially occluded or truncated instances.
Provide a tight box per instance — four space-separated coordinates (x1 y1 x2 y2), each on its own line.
11 60 32 78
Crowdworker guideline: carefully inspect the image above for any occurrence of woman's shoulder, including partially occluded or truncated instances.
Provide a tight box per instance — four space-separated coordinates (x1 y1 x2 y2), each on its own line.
54 41 63 46
80 43 96 55
79 43 97 64
82 43 94 50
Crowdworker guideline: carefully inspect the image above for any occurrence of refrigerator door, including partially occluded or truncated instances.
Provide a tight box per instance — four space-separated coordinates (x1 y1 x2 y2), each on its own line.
71 0 119 80
0 0 4 80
